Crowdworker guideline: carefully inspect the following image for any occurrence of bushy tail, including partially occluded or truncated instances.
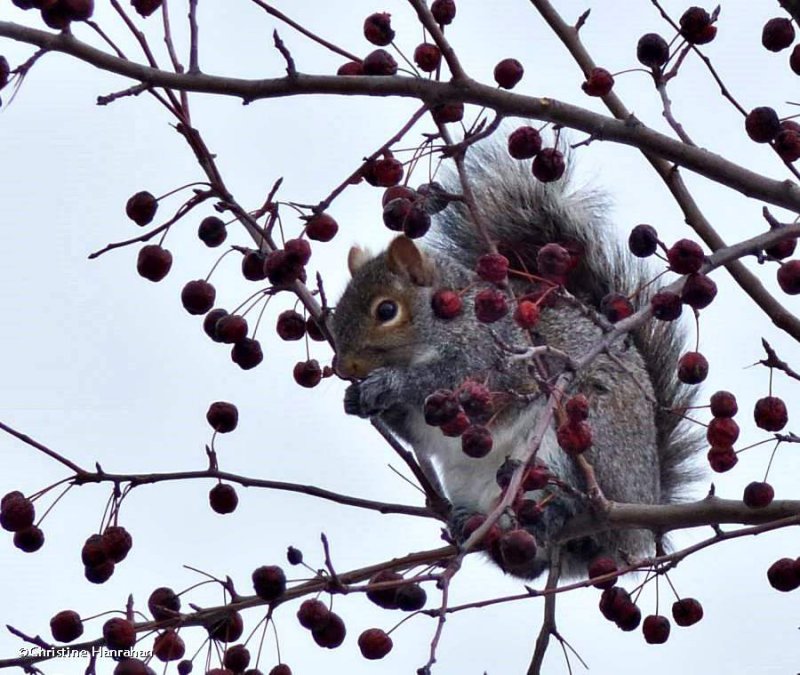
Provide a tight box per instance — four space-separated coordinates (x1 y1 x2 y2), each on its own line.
429 144 702 503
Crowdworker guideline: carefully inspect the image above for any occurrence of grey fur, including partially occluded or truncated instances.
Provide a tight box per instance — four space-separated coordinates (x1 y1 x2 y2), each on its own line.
333 146 701 580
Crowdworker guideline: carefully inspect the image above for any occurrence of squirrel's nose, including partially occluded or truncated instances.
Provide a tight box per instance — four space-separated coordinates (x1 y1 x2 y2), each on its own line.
334 354 369 379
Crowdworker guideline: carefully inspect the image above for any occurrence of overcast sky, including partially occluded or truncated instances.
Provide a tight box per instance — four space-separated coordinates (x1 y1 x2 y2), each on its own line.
1 1 800 674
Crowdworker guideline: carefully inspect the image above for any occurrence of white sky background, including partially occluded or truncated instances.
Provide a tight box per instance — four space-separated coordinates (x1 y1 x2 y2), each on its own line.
1 1 800 674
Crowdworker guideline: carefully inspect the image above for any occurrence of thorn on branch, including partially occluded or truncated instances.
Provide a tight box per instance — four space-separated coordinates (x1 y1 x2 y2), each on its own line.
273 30 297 78
574 9 591 31
97 83 149 106
760 338 800 382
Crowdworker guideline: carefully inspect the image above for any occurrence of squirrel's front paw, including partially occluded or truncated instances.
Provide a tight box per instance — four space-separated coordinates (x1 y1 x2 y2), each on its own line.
343 368 399 418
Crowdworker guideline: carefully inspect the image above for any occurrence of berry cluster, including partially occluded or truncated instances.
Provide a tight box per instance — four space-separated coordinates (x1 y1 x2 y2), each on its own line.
1 490 42 553
423 381 495 458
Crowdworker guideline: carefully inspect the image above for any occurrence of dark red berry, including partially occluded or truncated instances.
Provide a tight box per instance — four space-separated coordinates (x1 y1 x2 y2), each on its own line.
153 630 185 662
203 308 228 342
671 598 703 627
497 528 538 568
383 198 412 232
103 617 136 650
599 586 631 621
363 12 394 46
85 560 115 584
600 292 634 322
461 513 501 547
148 587 181 621
126 191 158 226
0 56 9 90
305 213 338 242
681 272 717 309
416 182 449 214
181 280 216 315
413 43 441 72
440 410 470 437
494 58 524 89
198 216 227 248
474 288 508 323
0 493 34 532
667 239 704 274
431 289 463 319
777 259 800 294
137 245 172 282
286 546 303 565
536 242 571 281
581 67 614 96
216 315 248 344
706 416 739 447
209 483 238 514
762 17 795 52
42 5 71 29
743 481 775 508
311 611 345 649
401 204 431 238
223 645 250 672
252 565 286 601
642 615 671 644
565 394 590 422
637 33 669 68
746 107 781 143
476 253 509 284
431 0 456 25
284 238 311 266
382 185 417 206
81 533 108 566
131 0 161 18
423 389 460 426
628 224 659 257
791 44 800 75
241 251 268 281
50 610 84 643
461 424 493 458
372 155 404 187
522 465 550 491
114 659 148 675
677 351 709 385
177 660 193 675
431 102 464 125
102 525 132 563
366 570 403 609
207 401 239 433
14 525 44 552
679 7 717 45
363 49 398 76
297 599 330 630
276 310 306 340
395 583 427 611
513 299 540 329
767 557 800 592
358 628 393 660
337 61 363 76
204 612 244 643
532 148 566 182
265 250 304 285
587 556 618 589
650 291 682 321
507 126 543 159
775 128 800 163
458 380 493 421
754 396 788 431
707 445 738 473
293 359 322 388
231 338 264 370
305 317 325 341
710 390 738 418
556 420 592 455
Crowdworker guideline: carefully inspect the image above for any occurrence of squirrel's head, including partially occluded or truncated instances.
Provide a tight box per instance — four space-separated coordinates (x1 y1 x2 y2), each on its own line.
332 236 437 379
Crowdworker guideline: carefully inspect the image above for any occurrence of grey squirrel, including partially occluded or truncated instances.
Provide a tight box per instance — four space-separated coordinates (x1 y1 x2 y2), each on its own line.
332 145 699 579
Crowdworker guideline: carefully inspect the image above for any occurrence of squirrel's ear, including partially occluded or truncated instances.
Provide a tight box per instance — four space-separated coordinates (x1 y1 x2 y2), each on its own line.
347 245 372 276
386 236 435 287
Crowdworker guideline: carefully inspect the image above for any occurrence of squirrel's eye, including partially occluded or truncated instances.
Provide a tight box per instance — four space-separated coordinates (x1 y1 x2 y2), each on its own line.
375 300 398 323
